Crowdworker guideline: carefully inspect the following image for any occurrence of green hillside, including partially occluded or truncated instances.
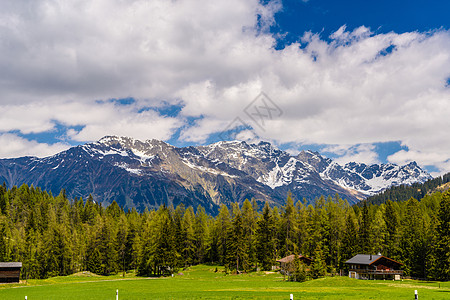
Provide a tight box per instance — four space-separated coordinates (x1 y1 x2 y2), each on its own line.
365 172 450 205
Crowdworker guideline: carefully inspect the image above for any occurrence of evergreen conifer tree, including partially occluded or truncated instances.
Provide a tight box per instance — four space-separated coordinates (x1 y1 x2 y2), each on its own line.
310 242 326 279
358 201 371 254
228 208 248 272
383 200 400 259
430 191 450 280
399 197 427 277
256 202 276 271
341 208 358 265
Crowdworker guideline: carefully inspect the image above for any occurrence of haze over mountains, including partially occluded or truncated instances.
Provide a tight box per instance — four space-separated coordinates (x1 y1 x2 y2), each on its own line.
0 136 431 214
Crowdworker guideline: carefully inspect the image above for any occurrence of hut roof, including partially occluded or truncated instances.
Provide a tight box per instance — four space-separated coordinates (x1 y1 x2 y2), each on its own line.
0 262 22 268
276 254 311 263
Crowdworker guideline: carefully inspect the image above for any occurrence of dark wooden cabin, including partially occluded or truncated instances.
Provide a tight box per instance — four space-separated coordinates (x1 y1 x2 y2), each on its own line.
0 262 22 283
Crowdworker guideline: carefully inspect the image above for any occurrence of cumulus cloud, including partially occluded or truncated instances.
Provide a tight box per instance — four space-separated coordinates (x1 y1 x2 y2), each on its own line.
0 100 182 142
0 0 449 173
0 134 70 158
0 0 276 104
177 27 450 173
324 144 381 166
388 149 450 177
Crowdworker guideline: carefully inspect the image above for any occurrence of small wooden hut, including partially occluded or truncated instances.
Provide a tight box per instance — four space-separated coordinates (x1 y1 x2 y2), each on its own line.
0 262 22 283
276 255 312 275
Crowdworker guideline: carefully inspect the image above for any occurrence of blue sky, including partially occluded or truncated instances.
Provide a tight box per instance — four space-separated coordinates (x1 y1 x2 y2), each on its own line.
272 0 450 44
0 0 449 175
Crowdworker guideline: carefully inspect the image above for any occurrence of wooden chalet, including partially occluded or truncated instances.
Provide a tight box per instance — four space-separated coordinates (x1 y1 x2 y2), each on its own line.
345 254 403 280
0 262 22 283
276 255 312 275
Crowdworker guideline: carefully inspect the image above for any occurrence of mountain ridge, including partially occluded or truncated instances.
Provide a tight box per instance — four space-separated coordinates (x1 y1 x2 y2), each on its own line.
0 136 432 214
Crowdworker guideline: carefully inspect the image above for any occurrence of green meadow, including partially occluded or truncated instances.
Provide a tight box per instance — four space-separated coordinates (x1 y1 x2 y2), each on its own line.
0 265 449 299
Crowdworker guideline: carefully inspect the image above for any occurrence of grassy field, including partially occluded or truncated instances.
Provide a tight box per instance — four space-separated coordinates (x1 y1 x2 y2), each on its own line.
0 265 449 299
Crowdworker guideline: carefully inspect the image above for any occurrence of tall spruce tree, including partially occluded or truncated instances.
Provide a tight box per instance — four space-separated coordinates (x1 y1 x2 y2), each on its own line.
0 215 12 261
430 191 450 280
358 201 371 254
281 194 297 256
324 195 346 269
242 199 257 269
228 207 248 272
399 198 427 277
310 242 326 279
125 208 141 272
256 202 276 271
153 206 179 275
116 214 128 276
193 205 209 264
295 200 309 256
371 208 386 255
383 200 400 259
341 208 359 266
215 204 232 266
181 206 196 267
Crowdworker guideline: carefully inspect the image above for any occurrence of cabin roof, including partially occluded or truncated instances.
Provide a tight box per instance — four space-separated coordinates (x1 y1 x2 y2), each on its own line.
345 254 382 265
0 262 22 268
276 254 311 263
345 255 403 266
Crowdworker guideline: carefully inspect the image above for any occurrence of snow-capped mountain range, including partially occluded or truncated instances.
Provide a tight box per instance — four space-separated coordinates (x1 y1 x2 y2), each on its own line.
0 136 431 214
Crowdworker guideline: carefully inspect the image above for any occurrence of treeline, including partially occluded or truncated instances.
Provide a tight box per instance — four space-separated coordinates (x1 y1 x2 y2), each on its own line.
0 184 449 281
365 172 450 205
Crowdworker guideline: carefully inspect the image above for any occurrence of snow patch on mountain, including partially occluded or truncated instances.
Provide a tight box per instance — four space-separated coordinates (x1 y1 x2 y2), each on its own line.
82 144 129 157
257 157 299 188
114 162 142 175
181 159 237 178
34 136 436 199
0 136 435 213
130 149 156 165
319 160 432 196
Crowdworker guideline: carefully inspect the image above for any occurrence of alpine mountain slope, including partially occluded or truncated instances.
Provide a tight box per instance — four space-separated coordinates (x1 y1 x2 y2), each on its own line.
0 136 431 214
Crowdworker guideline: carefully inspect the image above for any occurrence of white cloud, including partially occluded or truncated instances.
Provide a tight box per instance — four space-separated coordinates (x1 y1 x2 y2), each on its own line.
0 134 70 158
0 0 449 174
235 129 260 143
0 101 182 142
324 144 380 166
0 0 274 104
179 118 227 143
69 109 183 142
388 149 450 176
176 27 450 173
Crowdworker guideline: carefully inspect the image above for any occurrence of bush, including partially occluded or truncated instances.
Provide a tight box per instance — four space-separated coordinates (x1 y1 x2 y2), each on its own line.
289 258 308 282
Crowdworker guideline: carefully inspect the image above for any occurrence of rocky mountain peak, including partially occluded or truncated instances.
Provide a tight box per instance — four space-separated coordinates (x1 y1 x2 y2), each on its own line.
0 137 433 214
296 150 331 173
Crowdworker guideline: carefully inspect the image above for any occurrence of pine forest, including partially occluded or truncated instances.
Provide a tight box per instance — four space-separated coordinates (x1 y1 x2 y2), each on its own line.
0 183 449 282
